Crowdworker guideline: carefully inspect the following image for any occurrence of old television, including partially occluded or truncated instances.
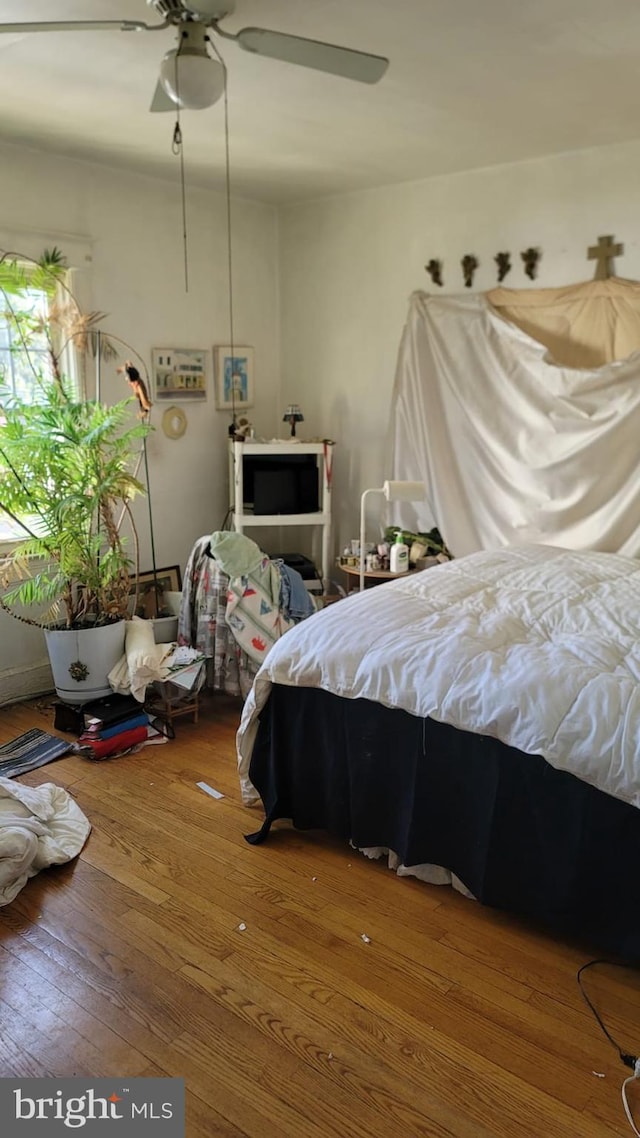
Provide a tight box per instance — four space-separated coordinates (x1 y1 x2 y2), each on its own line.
241 453 319 515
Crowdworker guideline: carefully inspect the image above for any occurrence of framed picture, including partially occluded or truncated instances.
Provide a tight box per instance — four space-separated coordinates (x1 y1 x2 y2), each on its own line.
129 565 182 619
214 345 254 410
152 348 208 401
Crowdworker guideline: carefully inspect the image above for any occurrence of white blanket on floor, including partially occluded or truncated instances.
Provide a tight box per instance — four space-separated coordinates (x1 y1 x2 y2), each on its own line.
0 778 91 906
237 544 640 810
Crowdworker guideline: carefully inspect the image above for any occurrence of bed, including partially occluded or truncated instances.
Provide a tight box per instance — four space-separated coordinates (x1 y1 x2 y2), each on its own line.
237 543 640 962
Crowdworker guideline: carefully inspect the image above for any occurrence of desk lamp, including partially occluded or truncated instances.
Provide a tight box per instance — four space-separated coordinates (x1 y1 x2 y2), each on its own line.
283 404 304 437
359 480 425 592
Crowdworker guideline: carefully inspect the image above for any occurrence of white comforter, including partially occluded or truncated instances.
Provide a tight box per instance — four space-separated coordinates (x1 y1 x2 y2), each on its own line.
237 544 640 810
0 778 91 905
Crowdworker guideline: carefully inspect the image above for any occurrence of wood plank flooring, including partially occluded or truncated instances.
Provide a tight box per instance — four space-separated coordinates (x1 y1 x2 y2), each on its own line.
1 692 640 1136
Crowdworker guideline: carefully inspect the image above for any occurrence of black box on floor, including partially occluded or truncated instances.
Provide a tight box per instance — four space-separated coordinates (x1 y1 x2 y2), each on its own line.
53 701 85 736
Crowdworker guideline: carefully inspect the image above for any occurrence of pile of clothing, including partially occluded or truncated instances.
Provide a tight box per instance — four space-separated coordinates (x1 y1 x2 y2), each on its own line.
178 532 316 694
208 531 315 665
0 778 90 906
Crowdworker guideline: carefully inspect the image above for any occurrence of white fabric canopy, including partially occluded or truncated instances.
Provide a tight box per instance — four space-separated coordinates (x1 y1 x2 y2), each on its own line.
390 289 640 557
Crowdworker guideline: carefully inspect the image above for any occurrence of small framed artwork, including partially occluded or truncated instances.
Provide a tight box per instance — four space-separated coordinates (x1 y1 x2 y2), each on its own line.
152 348 208 401
214 345 254 410
129 565 182 619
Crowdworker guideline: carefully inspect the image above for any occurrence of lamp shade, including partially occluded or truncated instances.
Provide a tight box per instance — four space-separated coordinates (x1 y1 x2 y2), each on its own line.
283 403 304 421
382 480 424 502
159 48 225 110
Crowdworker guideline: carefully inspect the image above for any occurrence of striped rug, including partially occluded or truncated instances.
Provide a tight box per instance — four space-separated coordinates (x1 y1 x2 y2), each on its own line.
0 729 72 779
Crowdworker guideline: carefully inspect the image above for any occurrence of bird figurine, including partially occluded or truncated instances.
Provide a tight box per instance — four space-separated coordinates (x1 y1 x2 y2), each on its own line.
118 360 151 413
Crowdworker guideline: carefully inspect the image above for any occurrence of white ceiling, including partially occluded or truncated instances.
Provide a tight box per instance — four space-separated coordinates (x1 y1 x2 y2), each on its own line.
2 0 640 203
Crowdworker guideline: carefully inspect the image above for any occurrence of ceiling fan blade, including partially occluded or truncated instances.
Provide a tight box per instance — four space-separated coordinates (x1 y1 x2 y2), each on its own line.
0 19 165 34
150 81 176 113
235 26 389 84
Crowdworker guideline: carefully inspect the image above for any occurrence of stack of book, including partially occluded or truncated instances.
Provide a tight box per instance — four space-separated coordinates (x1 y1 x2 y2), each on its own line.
78 694 150 760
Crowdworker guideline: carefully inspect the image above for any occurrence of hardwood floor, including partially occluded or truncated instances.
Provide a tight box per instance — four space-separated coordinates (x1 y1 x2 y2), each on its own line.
1 691 639 1136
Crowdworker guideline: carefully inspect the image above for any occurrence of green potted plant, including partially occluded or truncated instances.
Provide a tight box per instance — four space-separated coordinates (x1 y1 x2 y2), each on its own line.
0 249 151 702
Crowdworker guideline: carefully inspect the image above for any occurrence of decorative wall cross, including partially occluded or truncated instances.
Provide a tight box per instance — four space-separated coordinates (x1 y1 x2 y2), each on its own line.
461 254 479 288
520 247 541 280
425 258 443 287
588 234 624 280
494 251 511 283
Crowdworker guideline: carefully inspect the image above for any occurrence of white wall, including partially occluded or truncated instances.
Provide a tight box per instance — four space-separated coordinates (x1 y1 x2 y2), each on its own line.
0 139 280 702
279 139 640 565
5 133 640 698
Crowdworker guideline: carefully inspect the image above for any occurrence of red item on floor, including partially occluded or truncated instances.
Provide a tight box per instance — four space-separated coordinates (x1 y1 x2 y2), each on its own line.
77 725 148 760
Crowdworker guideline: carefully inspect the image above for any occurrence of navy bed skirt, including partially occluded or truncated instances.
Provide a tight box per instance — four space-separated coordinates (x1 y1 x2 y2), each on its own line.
247 684 640 962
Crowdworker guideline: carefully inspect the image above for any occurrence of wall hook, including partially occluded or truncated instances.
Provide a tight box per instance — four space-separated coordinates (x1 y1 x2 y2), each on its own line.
425 258 443 287
495 251 511 283
461 254 479 288
520 246 541 280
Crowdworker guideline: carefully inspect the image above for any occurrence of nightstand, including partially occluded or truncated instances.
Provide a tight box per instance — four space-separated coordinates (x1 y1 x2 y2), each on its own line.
339 564 422 594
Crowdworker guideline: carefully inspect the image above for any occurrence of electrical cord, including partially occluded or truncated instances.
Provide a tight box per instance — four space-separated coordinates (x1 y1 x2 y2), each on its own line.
577 959 640 1136
577 959 638 1069
623 1061 640 1138
218 506 233 532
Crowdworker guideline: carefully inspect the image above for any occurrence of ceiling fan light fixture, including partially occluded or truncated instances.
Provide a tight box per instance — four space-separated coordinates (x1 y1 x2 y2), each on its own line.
159 46 225 109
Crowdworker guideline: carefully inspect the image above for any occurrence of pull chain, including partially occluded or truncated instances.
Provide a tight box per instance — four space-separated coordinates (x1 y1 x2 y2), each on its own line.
223 65 236 429
170 29 189 294
209 39 236 430
172 118 189 293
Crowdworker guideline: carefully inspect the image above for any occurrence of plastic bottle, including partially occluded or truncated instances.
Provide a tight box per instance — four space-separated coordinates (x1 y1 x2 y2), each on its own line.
389 531 409 574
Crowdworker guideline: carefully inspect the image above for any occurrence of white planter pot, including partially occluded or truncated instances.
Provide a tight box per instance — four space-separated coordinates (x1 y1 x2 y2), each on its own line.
44 621 126 704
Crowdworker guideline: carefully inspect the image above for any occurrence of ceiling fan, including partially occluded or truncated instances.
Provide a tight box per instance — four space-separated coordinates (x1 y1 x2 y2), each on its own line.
0 1 390 112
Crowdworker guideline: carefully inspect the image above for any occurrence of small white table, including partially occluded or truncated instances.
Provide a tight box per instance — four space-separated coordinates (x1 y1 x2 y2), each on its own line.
339 564 421 594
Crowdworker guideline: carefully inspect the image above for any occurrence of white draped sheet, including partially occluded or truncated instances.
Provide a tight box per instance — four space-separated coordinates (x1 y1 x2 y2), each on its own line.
0 778 91 906
390 288 640 557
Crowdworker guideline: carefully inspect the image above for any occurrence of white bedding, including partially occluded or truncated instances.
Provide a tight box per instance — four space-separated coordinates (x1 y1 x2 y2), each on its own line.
0 778 91 906
237 544 640 810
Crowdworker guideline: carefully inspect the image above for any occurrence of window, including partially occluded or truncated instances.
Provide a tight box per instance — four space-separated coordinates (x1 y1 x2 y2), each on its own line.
0 281 54 401
0 267 72 544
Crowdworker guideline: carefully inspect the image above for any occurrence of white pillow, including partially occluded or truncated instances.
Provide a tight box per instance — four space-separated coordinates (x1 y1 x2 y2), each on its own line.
125 616 156 665
123 618 170 701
